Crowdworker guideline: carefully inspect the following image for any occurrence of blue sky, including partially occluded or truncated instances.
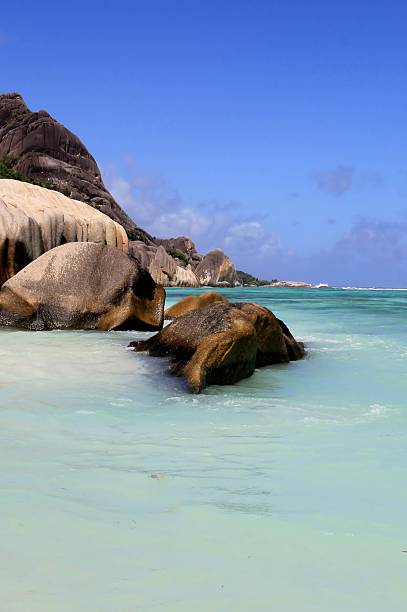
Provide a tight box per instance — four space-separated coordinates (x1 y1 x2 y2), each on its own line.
1 0 407 286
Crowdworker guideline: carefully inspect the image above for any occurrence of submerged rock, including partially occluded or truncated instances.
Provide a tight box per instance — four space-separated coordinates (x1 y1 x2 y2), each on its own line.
130 301 304 392
0 178 128 286
164 291 227 319
194 249 236 287
0 242 165 331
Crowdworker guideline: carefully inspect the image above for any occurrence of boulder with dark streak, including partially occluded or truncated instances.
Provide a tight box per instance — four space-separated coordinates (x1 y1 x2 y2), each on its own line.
129 301 305 392
0 242 165 331
0 178 128 287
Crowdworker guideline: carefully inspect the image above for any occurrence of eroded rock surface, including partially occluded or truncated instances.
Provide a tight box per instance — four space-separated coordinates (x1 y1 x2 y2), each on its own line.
0 242 165 330
0 179 128 286
130 241 199 287
194 249 236 287
164 291 227 319
130 301 304 392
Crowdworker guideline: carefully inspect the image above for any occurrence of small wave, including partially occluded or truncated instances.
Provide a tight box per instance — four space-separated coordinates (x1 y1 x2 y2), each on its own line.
303 403 392 426
301 336 342 344
363 404 388 417
338 286 407 291
311 347 344 353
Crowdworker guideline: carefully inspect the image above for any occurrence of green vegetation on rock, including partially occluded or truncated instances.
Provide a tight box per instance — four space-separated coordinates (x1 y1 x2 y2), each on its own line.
236 270 275 286
0 156 54 189
168 247 189 266
125 228 140 241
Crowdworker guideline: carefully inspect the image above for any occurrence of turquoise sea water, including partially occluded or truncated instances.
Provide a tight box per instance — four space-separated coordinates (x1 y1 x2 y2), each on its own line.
1 287 406 612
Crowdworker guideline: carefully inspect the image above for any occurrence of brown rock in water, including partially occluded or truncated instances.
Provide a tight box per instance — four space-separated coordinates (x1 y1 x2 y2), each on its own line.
0 93 152 242
164 291 227 319
194 248 236 287
0 179 128 286
129 302 305 392
0 242 165 331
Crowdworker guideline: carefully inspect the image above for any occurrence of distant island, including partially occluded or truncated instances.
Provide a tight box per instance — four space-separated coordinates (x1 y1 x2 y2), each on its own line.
236 270 327 288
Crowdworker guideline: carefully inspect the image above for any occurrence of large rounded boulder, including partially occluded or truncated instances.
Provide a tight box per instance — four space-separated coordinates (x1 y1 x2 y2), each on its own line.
0 242 165 331
194 248 236 287
130 301 304 392
0 178 128 286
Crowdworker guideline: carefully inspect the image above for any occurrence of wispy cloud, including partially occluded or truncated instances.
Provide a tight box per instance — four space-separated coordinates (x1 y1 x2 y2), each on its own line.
263 217 407 287
106 162 404 286
333 218 407 259
106 163 280 261
224 221 281 257
313 165 383 197
313 165 354 196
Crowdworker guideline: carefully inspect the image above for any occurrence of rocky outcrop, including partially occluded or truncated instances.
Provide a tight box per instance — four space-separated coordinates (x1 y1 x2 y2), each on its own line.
0 93 152 242
130 301 305 392
0 93 238 284
0 242 165 331
155 236 202 267
194 249 236 287
266 281 313 288
129 241 199 287
164 291 227 319
0 179 128 286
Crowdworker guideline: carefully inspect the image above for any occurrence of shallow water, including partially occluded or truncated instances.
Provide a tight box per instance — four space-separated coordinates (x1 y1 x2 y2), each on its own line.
1 287 406 611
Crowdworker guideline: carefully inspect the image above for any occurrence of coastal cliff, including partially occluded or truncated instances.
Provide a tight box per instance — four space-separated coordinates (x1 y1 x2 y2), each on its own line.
0 93 236 287
0 93 151 239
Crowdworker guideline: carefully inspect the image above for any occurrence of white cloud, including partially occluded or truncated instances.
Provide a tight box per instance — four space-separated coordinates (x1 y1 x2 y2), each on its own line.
107 164 407 285
106 165 280 260
224 221 281 257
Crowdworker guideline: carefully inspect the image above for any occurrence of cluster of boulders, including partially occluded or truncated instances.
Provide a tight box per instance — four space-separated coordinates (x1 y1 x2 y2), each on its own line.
0 241 304 390
129 241 236 287
0 93 237 288
0 92 305 392
130 291 304 392
0 177 237 289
